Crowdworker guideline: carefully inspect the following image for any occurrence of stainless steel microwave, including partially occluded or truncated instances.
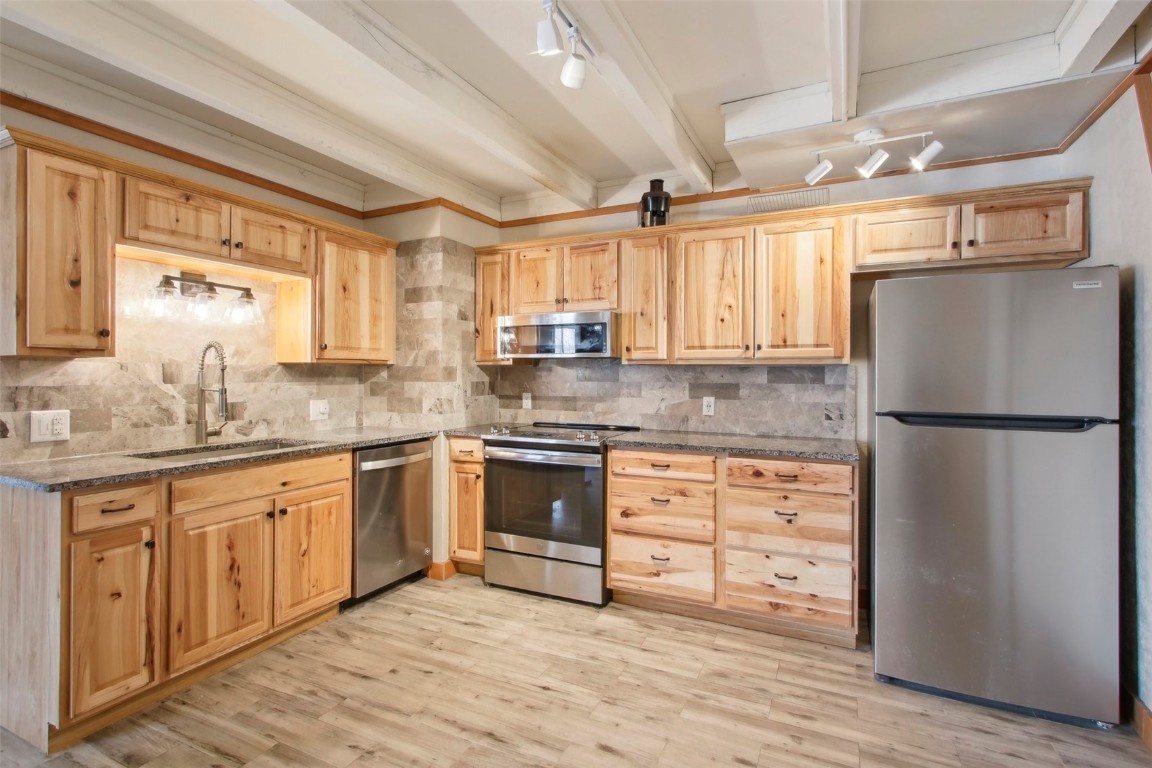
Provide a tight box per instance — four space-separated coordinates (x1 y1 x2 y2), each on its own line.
496 311 619 359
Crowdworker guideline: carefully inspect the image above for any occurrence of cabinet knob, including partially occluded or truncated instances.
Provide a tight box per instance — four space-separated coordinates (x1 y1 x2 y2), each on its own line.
319 343 328 350
555 298 562 304
235 241 244 250
951 241 959 249
967 239 975 247
144 539 156 549
756 343 762 351
279 507 288 516
98 328 111 338
475 473 481 480
222 238 231 247
266 510 275 519
744 344 750 351
563 298 569 304
625 346 632 352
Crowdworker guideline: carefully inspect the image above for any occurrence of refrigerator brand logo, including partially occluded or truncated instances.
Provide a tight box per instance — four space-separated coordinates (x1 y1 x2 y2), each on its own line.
1072 280 1103 289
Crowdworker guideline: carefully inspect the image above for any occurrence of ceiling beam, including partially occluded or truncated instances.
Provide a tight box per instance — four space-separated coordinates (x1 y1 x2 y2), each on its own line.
826 0 861 122
1056 0 1148 77
1 0 502 217
279 0 598 210
566 0 714 194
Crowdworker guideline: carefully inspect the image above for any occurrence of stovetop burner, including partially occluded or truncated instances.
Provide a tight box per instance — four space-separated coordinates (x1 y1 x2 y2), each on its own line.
482 421 639 448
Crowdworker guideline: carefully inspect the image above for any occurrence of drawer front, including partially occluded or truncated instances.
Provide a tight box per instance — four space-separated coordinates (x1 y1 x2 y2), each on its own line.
72 484 158 533
726 487 851 560
609 533 714 604
449 438 484 463
725 550 853 628
610 450 716 482
171 452 351 514
609 476 715 542
727 457 853 495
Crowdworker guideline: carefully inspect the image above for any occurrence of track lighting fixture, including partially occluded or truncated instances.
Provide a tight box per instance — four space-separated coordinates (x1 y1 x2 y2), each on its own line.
534 0 562 56
804 157 833 186
856 148 889 179
560 27 586 89
911 139 944 171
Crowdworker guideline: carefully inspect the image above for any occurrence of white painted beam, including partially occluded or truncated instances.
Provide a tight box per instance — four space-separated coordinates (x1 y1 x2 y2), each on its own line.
826 0 861 121
722 83 833 144
567 1 713 193
278 0 599 210
1056 0 1148 76
1 0 502 218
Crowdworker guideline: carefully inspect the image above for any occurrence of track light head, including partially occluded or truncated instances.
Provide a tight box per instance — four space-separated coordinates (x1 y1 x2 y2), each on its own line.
560 26 586 88
535 1 562 56
910 140 944 171
805 158 833 186
856 148 889 179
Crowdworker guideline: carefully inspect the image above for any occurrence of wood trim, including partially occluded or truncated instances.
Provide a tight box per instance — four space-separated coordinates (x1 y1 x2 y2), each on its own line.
362 197 501 228
1 91 363 221
1136 74 1152 174
1133 690 1152 752
454 561 484 577
1061 72 1139 152
427 560 458 581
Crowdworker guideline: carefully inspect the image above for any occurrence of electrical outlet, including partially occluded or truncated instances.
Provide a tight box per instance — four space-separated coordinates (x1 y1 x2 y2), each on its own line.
702 397 716 417
309 399 329 421
31 410 70 442
522 392 532 409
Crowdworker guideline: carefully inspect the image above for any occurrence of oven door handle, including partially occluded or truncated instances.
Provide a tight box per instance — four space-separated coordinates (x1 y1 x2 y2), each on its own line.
483 447 603 467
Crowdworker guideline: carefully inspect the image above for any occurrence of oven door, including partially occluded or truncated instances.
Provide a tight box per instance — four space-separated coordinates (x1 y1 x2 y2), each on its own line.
483 446 604 566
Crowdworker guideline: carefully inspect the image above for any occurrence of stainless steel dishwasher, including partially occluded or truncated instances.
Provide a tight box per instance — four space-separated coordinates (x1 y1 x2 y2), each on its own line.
352 440 433 598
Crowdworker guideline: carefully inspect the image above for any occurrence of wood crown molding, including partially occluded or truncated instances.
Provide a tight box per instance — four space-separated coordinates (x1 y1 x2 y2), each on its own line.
1136 74 1152 174
472 177 1093 254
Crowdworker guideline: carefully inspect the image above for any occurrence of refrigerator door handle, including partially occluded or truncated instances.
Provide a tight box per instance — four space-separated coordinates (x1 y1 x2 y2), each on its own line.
879 412 1117 432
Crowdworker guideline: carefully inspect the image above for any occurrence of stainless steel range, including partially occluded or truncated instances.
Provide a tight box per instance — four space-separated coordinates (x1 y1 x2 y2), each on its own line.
482 422 637 606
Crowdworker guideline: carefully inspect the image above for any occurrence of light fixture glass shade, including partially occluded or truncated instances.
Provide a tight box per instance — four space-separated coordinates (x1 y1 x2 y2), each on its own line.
856 148 889 179
910 140 944 171
804 158 833 185
187 285 221 322
226 289 265 326
561 52 586 88
535 17 562 55
144 277 179 318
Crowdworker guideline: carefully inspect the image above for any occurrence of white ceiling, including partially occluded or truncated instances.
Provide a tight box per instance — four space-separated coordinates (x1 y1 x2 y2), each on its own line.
1 0 1148 218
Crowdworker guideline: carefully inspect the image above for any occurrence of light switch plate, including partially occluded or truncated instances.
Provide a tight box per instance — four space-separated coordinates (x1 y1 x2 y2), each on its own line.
522 392 532 409
309 399 329 421
702 397 716 417
31 410 70 442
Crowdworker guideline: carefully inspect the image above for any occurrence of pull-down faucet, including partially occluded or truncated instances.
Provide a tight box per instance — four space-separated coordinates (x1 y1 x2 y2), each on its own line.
196 341 228 444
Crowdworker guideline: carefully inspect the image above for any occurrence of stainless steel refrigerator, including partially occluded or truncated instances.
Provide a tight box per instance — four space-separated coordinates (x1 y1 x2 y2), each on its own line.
871 266 1119 727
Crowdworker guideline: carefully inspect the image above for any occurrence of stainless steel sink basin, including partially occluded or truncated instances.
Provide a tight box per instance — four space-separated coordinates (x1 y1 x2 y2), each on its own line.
128 439 320 462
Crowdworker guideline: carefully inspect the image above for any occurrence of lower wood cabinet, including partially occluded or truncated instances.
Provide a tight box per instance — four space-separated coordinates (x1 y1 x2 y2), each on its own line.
448 438 485 564
274 482 352 626
608 447 859 647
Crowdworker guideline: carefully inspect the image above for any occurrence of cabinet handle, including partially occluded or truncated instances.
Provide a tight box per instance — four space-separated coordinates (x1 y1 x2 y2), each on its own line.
235 241 244 250
279 507 288 516
555 298 562 304
100 503 135 514
951 241 959 249
144 539 156 549
98 328 111 338
649 496 671 505
625 345 632 352
319 343 328 350
650 462 671 470
222 238 231 247
774 510 798 523
459 449 474 455
744 344 750 351
774 472 800 482
266 510 275 519
650 555 670 565
563 298 569 304
756 343 762 351
774 573 798 582
967 239 975 247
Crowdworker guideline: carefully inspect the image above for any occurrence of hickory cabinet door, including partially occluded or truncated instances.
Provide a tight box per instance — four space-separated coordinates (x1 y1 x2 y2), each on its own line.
449 462 484 564
316 231 396 362
620 235 667 361
510 246 564 314
564 240 619 311
671 226 753 360
273 482 351 627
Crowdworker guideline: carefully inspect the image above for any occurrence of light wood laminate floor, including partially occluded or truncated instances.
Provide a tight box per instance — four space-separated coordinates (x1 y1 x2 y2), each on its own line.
3 576 1148 768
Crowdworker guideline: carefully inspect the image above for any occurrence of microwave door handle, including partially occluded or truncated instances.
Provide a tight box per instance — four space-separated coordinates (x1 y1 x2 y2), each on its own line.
483 447 602 467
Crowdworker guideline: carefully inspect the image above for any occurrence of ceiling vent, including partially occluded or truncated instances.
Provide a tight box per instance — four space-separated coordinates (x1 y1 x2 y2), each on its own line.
747 187 829 214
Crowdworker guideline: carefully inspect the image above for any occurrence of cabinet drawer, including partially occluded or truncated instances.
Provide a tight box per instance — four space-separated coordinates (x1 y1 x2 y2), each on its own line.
609 533 714 604
725 550 853 628
609 476 715 542
610 450 715 482
726 487 851 560
727 457 852 495
71 484 158 533
449 438 484 463
171 453 351 514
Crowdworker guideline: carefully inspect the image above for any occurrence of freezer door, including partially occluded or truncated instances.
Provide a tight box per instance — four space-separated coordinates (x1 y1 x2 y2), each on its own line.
873 267 1118 419
872 416 1119 723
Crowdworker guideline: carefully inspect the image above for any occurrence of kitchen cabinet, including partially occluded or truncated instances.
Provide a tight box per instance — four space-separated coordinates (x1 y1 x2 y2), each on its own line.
276 231 397 364
69 511 158 718
854 190 1084 270
273 482 351 626
620 235 668 361
448 438 485 564
509 240 618 314
475 252 509 363
670 226 753 360
122 177 314 275
1 144 115 357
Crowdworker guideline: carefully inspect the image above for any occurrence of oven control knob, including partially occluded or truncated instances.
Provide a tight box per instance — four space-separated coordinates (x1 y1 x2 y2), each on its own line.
589 431 599 440
501 426 510 435
577 430 586 440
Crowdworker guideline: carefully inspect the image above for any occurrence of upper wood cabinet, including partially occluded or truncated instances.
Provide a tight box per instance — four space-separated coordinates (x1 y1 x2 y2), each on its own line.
475 252 509 364
854 205 961 268
620 235 667 362
753 218 847 360
1 147 115 357
509 240 618 314
670 227 753 360
122 177 314 275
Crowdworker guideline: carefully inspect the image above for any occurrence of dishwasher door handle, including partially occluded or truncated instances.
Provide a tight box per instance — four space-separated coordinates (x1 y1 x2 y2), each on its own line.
359 451 433 471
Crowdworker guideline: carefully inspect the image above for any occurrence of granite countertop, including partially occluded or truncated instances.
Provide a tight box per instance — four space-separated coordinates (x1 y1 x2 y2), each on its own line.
0 426 438 493
605 430 860 462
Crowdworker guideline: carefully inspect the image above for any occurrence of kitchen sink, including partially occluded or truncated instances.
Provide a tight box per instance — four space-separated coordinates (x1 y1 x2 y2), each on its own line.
128 439 321 462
